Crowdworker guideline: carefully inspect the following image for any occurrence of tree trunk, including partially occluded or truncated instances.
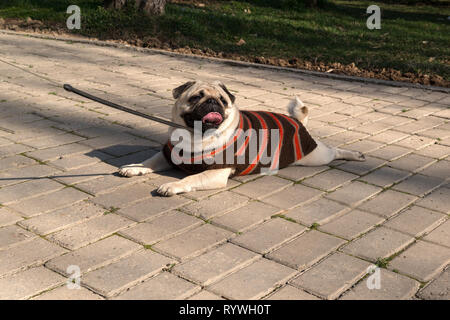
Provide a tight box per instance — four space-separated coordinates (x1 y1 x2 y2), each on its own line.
140 0 166 15
104 0 166 15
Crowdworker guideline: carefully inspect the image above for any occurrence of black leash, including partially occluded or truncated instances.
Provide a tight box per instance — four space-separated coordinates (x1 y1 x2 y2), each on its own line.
63 84 191 131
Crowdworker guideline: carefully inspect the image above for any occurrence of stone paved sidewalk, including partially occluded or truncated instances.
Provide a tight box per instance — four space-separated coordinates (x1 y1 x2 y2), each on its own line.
0 32 449 300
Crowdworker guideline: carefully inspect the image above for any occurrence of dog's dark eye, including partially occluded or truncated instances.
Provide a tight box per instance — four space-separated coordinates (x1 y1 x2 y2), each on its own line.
188 95 201 104
220 96 228 106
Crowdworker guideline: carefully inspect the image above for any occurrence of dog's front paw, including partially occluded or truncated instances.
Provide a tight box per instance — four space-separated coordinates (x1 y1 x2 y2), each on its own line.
118 164 151 177
157 182 191 197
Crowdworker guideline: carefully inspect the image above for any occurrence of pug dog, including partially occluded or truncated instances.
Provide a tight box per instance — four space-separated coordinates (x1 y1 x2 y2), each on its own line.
118 80 365 196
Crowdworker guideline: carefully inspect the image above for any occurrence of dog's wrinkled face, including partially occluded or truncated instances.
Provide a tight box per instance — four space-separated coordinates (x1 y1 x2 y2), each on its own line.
172 81 236 133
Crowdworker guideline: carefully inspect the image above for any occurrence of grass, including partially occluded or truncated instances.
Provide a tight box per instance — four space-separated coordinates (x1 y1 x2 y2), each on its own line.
0 0 449 83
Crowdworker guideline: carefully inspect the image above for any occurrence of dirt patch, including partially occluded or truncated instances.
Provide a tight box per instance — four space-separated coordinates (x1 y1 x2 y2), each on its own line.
1 17 448 88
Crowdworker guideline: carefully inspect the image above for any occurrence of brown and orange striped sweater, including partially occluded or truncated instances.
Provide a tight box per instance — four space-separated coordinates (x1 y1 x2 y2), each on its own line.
163 110 317 177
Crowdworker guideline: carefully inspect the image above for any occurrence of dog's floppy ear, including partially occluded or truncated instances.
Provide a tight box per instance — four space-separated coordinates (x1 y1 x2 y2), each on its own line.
172 81 196 99
218 82 236 104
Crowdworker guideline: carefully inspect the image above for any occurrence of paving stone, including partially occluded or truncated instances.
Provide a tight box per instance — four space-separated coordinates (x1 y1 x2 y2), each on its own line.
302 169 357 191
172 243 260 286
358 190 418 218
389 241 450 282
119 211 202 245
340 269 420 300
388 153 436 172
47 214 133 250
99 138 158 157
344 140 385 154
106 148 159 168
290 252 371 300
92 183 155 210
22 133 85 149
260 184 324 209
0 179 64 204
0 207 23 227
7 187 90 218
419 160 450 178
367 145 412 161
276 165 329 182
18 201 107 235
46 236 141 275
285 198 350 226
353 121 391 135
393 174 444 196
117 195 192 222
181 191 249 220
232 218 307 254
211 201 282 233
395 117 442 134
267 230 346 271
415 187 449 214
380 114 414 124
265 285 320 300
0 143 34 158
310 125 346 138
79 133 137 150
440 136 450 147
33 286 104 300
114 272 200 300
337 156 386 175
0 224 35 250
417 268 450 300
420 127 450 140
49 152 112 171
231 175 292 200
341 227 415 262
208 258 297 300
25 143 92 162
153 224 233 261
320 210 385 240
0 137 13 147
82 250 174 297
433 106 450 118
423 220 450 248
359 166 410 188
384 206 446 237
325 181 382 207
326 130 369 145
0 154 36 171
187 290 224 300
395 135 436 150
183 179 241 201
0 267 65 300
74 174 146 196
368 130 409 144
0 237 67 277
415 144 449 159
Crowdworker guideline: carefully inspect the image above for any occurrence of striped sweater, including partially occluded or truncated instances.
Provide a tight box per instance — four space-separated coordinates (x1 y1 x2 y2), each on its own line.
163 110 317 176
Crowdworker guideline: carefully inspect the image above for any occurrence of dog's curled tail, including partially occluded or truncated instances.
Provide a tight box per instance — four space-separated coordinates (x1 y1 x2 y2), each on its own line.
287 96 309 126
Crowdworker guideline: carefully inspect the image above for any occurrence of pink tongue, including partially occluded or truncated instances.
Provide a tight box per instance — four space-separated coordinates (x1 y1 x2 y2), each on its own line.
202 112 223 124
